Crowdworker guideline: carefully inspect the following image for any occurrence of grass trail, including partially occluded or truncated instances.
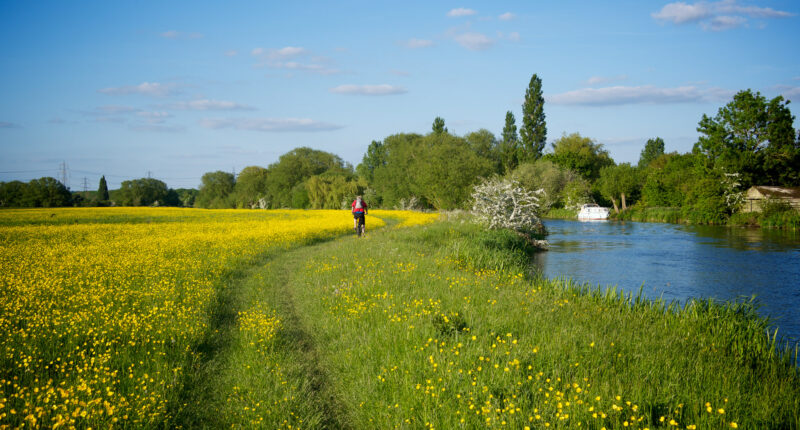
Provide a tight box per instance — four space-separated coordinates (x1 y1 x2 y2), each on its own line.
171 216 799 429
166 235 355 429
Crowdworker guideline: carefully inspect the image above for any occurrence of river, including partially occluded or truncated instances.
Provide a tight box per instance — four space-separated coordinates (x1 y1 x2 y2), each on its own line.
533 219 800 342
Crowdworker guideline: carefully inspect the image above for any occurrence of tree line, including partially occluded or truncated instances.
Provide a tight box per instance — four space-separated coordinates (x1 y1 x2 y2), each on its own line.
2 75 798 225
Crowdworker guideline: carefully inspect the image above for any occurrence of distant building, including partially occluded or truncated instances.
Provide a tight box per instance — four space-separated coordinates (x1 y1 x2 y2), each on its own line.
743 186 800 213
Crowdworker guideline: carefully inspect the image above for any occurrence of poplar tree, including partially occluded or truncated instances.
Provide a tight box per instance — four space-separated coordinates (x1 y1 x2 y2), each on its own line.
520 74 547 161
97 175 109 201
501 111 519 172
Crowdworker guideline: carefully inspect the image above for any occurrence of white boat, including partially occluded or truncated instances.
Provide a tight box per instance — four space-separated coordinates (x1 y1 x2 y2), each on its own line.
577 203 610 220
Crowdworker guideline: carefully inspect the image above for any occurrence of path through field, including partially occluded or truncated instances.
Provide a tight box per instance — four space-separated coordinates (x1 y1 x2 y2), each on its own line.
169 226 379 428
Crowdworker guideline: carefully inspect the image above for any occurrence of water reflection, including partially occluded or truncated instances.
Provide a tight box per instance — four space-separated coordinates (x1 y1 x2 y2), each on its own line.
534 219 800 341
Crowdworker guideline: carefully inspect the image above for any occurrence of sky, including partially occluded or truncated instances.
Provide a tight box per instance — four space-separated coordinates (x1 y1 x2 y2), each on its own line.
1 0 798 190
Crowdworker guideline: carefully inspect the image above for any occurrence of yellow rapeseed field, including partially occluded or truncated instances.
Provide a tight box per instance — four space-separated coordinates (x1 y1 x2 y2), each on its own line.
0 207 434 429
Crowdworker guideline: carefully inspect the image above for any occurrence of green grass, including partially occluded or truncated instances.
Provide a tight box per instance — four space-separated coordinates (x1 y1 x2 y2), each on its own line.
610 207 685 223
729 210 800 230
544 208 578 219
187 218 800 429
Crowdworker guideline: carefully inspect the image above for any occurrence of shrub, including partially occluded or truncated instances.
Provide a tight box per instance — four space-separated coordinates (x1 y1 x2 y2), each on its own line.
471 178 547 248
759 196 794 217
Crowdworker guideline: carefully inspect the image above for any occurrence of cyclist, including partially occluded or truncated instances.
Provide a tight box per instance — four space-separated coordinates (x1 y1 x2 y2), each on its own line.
351 195 368 234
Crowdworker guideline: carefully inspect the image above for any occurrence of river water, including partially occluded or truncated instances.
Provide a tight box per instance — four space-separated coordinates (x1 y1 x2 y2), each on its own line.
532 219 800 341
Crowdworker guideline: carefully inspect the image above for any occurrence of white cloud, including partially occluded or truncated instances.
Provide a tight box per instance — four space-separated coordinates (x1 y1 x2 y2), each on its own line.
548 85 733 105
136 111 171 123
703 14 746 30
130 124 185 133
652 1 794 31
163 99 256 111
447 8 477 17
498 12 515 20
714 1 794 18
0 121 21 129
97 105 138 114
402 38 434 49
94 117 127 124
272 46 307 58
252 46 309 59
453 32 494 50
160 30 203 39
507 31 520 41
329 84 407 96
251 46 341 74
271 61 341 75
390 70 411 77
98 82 178 97
775 85 800 101
225 50 238 57
200 117 343 132
652 2 711 23
584 75 629 85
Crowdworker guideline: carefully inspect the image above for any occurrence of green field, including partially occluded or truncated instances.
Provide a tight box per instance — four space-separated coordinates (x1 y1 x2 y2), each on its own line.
2 209 799 429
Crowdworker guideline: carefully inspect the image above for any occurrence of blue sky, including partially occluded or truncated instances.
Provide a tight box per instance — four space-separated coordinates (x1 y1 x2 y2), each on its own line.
1 1 798 190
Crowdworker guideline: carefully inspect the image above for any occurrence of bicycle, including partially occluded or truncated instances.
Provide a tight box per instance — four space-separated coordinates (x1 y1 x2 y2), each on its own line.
355 213 366 237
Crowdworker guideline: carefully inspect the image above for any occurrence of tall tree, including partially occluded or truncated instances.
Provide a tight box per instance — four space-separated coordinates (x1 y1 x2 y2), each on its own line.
510 160 582 210
465 129 502 174
638 137 665 168
432 117 447 134
306 171 360 209
21 177 72 207
356 140 387 183
520 74 547 161
500 111 520 173
598 163 639 213
411 132 493 210
117 178 170 206
265 147 351 208
762 96 800 185
0 181 28 207
233 166 269 208
544 133 614 181
195 171 235 208
97 175 109 201
695 89 797 187
640 152 698 207
371 133 425 208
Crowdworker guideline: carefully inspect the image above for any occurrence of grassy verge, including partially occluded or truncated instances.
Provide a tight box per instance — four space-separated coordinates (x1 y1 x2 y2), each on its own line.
609 207 685 223
612 206 800 230
729 210 800 230
221 218 799 429
544 208 578 219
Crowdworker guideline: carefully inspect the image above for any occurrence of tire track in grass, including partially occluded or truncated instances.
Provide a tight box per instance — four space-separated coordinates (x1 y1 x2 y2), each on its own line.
167 254 274 428
272 248 351 430
167 226 381 428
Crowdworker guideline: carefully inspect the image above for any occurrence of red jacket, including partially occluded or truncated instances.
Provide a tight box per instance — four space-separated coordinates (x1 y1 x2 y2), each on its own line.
351 199 367 214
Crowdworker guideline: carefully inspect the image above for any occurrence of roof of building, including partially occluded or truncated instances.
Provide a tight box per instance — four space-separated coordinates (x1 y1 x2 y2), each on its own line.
747 186 800 199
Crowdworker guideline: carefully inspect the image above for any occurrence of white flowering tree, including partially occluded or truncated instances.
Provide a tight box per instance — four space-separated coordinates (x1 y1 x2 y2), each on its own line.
722 172 744 212
471 178 548 248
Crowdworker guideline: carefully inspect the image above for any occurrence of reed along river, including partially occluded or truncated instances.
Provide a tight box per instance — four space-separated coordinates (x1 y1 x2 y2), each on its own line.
533 219 800 342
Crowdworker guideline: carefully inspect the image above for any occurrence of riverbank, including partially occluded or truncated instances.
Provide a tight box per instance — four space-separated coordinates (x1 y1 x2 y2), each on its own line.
547 207 688 224
546 206 800 230
187 217 800 428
